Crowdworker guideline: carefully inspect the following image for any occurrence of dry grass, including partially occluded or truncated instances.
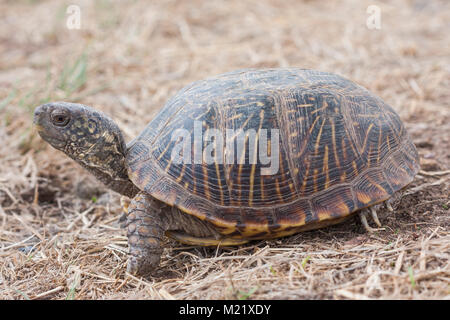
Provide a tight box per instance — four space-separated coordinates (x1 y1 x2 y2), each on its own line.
0 0 449 300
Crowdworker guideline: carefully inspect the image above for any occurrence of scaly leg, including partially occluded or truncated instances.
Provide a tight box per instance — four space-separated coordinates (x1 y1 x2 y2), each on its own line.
125 192 167 276
359 208 385 232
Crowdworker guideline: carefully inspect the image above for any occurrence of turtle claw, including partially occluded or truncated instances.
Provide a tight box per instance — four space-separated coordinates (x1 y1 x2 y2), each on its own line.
120 196 131 214
118 196 131 228
370 207 382 227
359 208 385 233
386 201 394 212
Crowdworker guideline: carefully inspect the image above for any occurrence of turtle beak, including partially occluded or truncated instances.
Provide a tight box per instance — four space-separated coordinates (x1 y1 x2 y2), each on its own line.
33 104 47 132
33 104 66 149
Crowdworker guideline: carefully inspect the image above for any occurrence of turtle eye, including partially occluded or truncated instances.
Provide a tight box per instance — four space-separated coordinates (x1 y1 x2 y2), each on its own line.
51 111 70 127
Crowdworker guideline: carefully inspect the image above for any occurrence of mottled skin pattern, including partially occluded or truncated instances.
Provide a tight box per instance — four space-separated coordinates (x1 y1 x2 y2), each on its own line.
34 103 139 198
34 68 420 276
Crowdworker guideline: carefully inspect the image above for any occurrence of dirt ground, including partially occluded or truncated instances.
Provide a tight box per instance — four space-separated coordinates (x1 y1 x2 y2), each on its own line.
0 0 448 300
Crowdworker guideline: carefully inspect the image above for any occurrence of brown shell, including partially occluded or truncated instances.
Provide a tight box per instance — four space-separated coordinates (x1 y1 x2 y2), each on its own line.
126 68 419 239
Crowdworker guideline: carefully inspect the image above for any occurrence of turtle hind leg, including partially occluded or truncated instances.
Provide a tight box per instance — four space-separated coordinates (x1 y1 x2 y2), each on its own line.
370 207 382 227
385 197 395 212
386 201 394 212
358 208 385 233
166 230 249 246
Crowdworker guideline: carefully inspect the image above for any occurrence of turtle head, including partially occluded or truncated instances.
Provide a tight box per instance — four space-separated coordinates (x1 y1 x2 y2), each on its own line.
34 102 122 155
34 102 139 197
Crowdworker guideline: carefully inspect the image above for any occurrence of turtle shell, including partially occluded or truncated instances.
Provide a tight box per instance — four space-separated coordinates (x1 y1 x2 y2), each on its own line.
126 68 419 239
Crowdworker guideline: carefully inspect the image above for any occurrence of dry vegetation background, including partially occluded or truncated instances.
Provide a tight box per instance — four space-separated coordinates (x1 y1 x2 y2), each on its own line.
0 0 449 300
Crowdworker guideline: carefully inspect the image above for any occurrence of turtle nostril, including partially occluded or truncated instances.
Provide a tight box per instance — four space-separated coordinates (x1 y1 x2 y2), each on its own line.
33 109 42 122
33 105 48 124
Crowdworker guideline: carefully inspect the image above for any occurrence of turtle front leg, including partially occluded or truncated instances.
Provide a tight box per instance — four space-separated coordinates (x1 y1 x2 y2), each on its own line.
125 192 167 276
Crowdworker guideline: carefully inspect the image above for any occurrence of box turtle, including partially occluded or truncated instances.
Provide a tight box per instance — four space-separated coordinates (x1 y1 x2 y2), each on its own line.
34 68 420 276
